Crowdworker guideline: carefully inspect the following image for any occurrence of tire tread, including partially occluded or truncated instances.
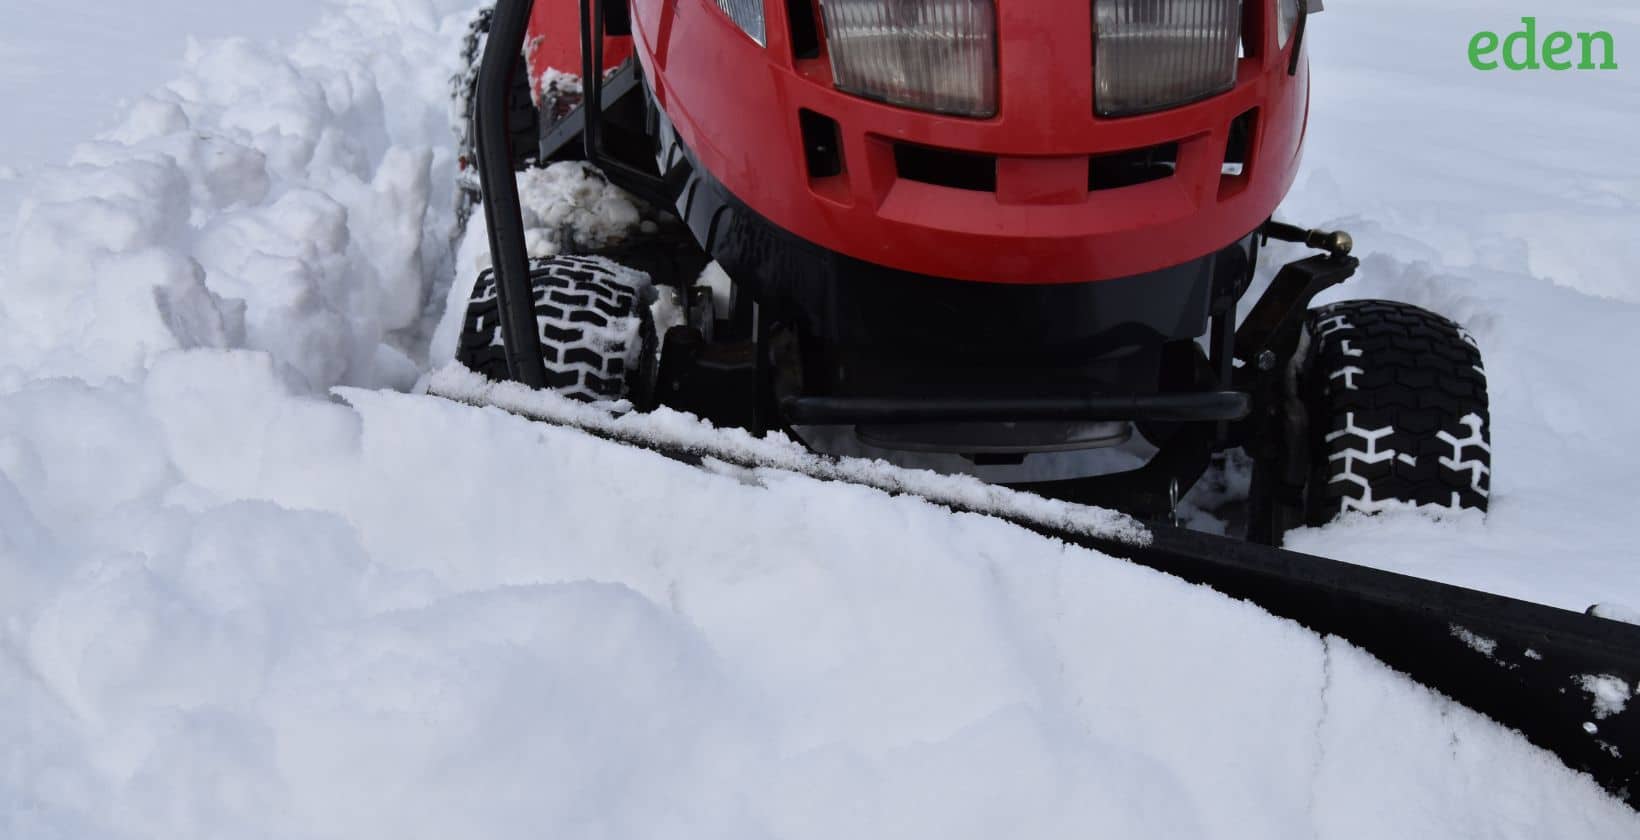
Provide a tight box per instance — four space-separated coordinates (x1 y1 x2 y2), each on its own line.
1304 300 1491 522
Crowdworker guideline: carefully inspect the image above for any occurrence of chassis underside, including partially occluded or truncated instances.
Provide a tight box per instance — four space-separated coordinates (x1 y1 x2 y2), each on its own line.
485 55 1362 538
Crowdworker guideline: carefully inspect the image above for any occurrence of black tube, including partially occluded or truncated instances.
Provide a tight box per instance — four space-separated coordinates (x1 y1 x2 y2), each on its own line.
475 0 548 387
580 0 599 162
781 392 1251 425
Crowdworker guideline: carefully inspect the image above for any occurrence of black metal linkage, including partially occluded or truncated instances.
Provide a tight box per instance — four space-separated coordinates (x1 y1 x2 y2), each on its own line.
1233 252 1358 365
475 0 548 387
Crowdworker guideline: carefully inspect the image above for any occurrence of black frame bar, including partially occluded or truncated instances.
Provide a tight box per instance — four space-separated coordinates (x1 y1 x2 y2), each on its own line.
474 0 548 387
782 392 1250 426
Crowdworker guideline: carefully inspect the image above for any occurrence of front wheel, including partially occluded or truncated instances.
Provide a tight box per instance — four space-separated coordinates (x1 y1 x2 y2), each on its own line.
1300 299 1492 524
455 255 657 403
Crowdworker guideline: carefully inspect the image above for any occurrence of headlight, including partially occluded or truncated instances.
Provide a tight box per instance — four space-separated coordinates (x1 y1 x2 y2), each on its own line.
819 0 999 118
715 0 766 46
1093 0 1241 117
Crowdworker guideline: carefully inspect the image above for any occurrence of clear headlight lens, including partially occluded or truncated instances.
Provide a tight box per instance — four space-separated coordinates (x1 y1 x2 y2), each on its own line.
1094 0 1242 117
716 0 767 46
819 0 999 118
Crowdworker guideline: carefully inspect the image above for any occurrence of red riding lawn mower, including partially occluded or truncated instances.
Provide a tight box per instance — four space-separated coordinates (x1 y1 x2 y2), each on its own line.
432 0 1640 803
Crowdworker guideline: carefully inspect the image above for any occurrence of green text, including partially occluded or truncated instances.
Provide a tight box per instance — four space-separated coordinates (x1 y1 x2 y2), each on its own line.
1470 18 1618 71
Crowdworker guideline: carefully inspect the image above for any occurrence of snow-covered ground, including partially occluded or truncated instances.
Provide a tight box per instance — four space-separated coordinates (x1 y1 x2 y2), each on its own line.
1271 1 1640 611
2 0 1637 836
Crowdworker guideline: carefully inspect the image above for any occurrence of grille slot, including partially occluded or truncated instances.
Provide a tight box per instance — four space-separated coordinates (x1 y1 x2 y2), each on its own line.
1089 143 1179 191
894 143 998 192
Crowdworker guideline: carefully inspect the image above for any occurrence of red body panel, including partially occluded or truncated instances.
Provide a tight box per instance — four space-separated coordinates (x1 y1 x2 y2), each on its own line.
524 0 632 94
530 0 1307 285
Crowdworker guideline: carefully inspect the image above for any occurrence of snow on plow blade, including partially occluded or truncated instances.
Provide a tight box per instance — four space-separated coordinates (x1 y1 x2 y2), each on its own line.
426 365 1640 806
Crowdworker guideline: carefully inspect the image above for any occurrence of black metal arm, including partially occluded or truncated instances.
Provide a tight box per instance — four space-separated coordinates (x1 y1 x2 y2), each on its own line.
475 0 673 388
475 0 548 387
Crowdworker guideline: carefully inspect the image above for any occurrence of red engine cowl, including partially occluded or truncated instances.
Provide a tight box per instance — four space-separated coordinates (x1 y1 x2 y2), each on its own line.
532 0 1308 286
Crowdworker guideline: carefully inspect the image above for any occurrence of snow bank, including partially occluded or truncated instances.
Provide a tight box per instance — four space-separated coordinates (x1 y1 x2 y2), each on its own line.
0 0 469 393
4 351 1636 838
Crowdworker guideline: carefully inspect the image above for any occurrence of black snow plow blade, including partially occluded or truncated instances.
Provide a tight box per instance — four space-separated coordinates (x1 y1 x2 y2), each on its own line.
427 366 1639 806
1133 528 1639 806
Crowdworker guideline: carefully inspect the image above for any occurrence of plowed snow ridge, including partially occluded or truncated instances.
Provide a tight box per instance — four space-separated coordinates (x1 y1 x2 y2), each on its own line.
2 0 1638 837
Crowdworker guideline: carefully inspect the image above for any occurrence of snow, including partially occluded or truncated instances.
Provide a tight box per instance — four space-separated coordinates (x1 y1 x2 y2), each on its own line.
1590 603 1640 626
1579 676 1634 720
1449 626 1499 659
422 364 1153 545
1233 0 1640 614
0 1 464 393
2 0 1639 836
5 355 1637 837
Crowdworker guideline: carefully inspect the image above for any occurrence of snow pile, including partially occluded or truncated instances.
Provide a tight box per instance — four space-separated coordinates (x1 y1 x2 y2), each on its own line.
4 352 1636 838
0 0 469 393
3 0 1639 836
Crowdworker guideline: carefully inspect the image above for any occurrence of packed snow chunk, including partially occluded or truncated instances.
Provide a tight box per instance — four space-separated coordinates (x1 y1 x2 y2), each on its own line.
517 162 644 250
1 158 201 380
1449 625 1498 658
1578 675 1633 720
455 162 648 272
